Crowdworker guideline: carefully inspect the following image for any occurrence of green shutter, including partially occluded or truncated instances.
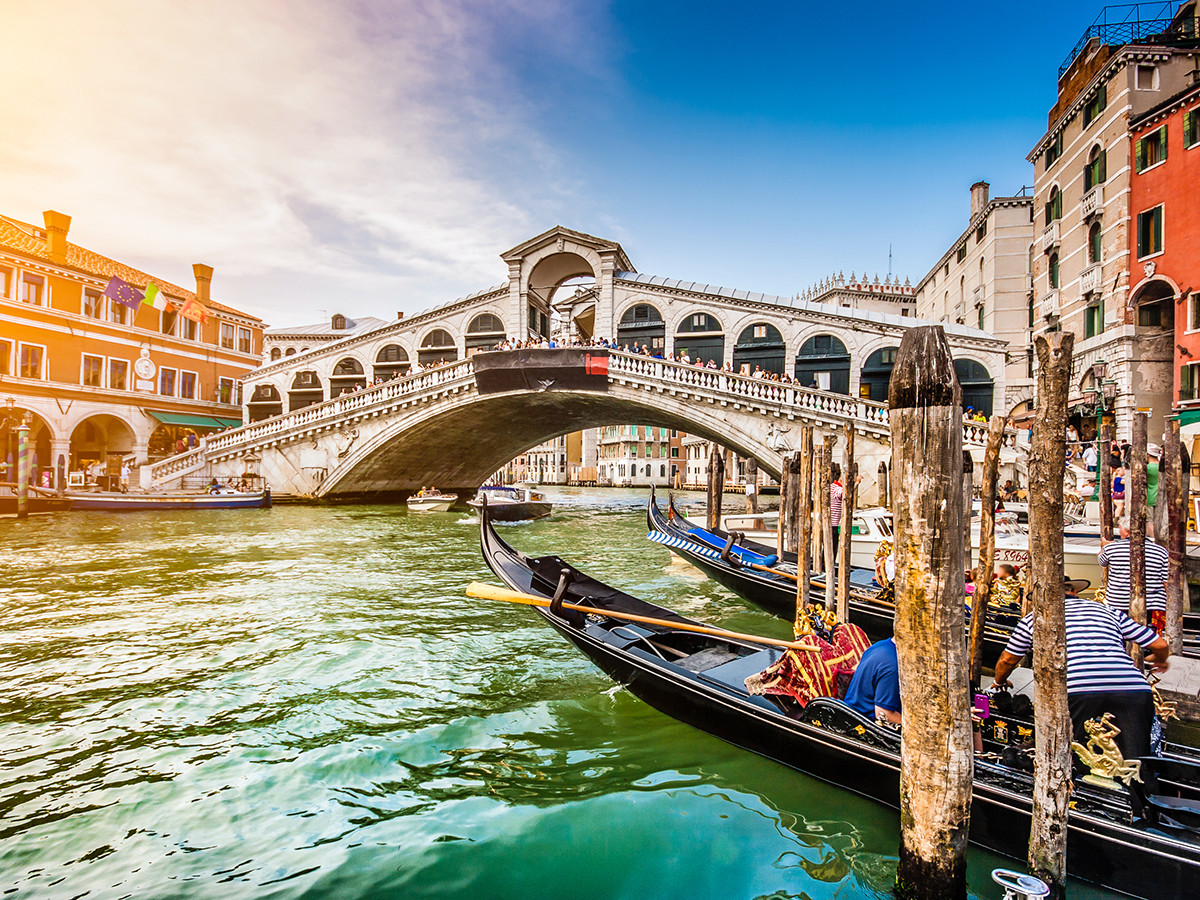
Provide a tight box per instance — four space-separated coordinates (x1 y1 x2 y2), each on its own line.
1098 82 1107 109
1154 207 1163 253
1136 137 1146 171
1137 211 1147 258
1160 125 1169 160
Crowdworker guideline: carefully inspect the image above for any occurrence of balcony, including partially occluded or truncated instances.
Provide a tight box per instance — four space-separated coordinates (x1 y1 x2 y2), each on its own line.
1042 220 1061 254
1041 289 1060 319
1080 264 1102 295
1081 184 1104 218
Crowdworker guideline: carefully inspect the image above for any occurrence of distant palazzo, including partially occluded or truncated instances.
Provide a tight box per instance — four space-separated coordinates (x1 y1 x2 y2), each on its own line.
242 226 1007 424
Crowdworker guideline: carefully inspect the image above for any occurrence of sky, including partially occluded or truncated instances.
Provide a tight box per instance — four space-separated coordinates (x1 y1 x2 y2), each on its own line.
0 0 1123 328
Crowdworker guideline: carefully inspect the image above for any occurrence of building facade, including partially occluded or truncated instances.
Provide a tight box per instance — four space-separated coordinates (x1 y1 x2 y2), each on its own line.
264 314 389 363
915 182 1037 416
0 210 265 487
596 425 681 487
1027 2 1200 440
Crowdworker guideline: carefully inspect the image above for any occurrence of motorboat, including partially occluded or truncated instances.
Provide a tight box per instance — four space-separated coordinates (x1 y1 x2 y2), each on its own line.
467 483 552 522
477 504 1200 900
406 489 457 512
0 483 72 517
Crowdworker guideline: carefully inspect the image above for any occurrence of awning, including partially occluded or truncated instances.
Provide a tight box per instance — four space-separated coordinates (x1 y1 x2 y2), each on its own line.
147 411 243 430
1176 409 1200 426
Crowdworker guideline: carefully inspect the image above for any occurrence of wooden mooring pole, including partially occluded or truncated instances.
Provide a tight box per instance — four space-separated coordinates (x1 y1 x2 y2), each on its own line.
836 423 857 624
889 326 970 900
821 435 836 611
1129 414 1148 669
878 460 889 510
969 414 1006 686
1164 421 1185 655
794 427 813 631
1027 332 1074 899
777 458 790 558
745 457 759 514
1099 423 1113 542
707 442 725 531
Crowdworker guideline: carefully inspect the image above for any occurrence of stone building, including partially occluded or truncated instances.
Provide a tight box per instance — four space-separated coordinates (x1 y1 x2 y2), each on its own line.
0 209 264 487
1027 1 1200 440
264 314 389 363
914 182 1037 416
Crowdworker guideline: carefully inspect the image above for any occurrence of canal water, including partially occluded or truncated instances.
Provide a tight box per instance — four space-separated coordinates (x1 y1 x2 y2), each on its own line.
0 488 1119 900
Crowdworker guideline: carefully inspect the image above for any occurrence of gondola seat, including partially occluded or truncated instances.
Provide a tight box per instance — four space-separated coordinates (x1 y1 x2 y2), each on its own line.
698 648 784 692
1140 757 1200 802
1143 795 1200 831
799 697 902 751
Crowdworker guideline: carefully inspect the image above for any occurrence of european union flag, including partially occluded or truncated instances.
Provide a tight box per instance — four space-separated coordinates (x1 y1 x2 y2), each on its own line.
103 275 144 309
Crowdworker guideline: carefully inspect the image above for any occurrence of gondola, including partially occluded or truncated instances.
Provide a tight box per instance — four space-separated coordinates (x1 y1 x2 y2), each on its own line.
645 489 1021 665
478 505 1200 899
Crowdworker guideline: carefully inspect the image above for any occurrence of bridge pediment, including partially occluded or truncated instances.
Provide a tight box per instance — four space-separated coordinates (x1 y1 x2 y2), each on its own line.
500 225 635 273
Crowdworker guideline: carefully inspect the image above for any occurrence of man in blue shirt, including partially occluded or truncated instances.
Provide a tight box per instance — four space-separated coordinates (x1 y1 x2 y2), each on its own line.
844 637 901 724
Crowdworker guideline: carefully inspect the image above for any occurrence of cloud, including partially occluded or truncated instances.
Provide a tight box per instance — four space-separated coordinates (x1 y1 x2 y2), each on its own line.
0 0 597 325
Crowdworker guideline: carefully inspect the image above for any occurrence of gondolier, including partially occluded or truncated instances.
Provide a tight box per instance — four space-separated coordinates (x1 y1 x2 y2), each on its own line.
1098 518 1169 633
992 579 1170 760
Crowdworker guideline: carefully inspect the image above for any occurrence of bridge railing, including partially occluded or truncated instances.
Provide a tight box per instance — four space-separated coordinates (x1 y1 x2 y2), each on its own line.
147 360 478 480
609 353 891 429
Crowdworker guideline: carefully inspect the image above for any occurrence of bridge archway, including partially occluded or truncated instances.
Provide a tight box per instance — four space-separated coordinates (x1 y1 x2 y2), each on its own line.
795 334 851 393
860 346 898 402
289 370 323 411
374 344 410 380
733 323 785 375
419 328 459 366
330 357 367 395
954 359 994 416
617 303 665 353
675 312 725 366
466 313 506 355
248 384 284 422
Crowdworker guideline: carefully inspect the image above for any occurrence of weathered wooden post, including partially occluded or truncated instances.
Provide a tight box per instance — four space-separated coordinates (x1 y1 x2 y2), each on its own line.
16 415 30 520
821 435 836 610
745 457 759 514
794 427 813 630
1027 332 1074 898
889 326 971 900
1165 422 1185 654
1099 423 1113 541
707 442 725 531
963 449 974 572
878 460 889 509
811 440 824 581
836 423 857 623
777 458 790 557
969 414 1006 686
1129 414 1148 669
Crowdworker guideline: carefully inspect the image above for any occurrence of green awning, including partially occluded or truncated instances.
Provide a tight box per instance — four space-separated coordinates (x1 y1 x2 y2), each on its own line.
1176 409 1200 426
148 411 243 430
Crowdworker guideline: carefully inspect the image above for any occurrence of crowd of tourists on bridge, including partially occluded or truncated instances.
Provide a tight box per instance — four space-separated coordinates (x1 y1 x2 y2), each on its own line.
489 337 822 387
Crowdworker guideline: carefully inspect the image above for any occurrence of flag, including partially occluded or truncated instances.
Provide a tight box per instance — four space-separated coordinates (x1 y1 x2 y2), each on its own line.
179 297 209 324
103 275 144 309
142 282 168 311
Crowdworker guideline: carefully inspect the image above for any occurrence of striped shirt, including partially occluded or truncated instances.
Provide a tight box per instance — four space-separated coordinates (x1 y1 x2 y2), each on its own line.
831 482 844 527
1003 597 1158 695
1097 538 1169 613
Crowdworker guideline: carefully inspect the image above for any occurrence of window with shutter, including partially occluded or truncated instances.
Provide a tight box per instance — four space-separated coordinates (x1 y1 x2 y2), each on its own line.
1185 110 1199 148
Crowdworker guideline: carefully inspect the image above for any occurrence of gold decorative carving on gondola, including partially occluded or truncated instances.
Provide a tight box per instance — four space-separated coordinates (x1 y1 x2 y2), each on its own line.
1071 714 1142 788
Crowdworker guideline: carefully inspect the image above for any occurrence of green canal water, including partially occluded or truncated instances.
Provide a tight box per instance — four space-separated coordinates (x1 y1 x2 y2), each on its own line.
0 488 1121 900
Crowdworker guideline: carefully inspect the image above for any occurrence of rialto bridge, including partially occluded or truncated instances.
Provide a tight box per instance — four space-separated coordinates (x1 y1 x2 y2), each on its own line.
142 225 1010 498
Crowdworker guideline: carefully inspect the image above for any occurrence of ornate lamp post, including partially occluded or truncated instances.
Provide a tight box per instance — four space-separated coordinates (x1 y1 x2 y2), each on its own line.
1088 360 1118 500
4 396 13 483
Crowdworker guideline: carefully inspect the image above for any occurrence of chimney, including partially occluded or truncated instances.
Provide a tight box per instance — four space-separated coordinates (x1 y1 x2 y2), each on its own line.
43 210 72 264
970 181 990 217
193 263 213 303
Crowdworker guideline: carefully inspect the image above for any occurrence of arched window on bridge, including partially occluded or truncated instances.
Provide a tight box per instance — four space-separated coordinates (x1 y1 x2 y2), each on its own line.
954 359 994 417
374 344 410 380
330 357 367 396
289 370 323 411
617 304 665 354
675 312 724 366
419 329 458 366
270 347 282 361
285 347 296 357
247 383 284 422
795 335 851 394
466 313 507 354
733 323 785 375
860 346 899 402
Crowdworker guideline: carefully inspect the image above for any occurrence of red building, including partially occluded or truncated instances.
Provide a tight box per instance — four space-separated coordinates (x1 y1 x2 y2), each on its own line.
1130 81 1200 421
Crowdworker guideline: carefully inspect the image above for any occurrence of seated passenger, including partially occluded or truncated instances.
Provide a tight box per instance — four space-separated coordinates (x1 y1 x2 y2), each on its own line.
843 637 901 724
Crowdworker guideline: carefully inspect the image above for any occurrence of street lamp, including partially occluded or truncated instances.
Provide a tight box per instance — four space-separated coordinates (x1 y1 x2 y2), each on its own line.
4 397 13 483
1087 361 1118 500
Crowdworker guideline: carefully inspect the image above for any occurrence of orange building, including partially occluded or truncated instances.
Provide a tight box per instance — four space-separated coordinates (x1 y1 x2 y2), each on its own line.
0 209 265 488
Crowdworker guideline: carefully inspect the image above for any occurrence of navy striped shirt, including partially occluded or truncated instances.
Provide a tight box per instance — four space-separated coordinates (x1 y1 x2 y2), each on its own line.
1097 538 1169 613
1003 597 1158 695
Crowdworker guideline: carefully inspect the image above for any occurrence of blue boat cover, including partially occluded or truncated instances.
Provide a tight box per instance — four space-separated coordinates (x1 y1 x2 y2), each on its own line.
681 525 780 568
647 528 780 569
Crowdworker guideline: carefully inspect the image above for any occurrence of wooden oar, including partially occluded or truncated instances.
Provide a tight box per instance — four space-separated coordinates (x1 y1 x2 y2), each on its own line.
466 581 818 651
749 561 799 581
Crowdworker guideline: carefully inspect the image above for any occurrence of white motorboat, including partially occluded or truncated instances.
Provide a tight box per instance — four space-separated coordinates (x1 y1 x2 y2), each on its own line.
406 490 457 512
467 484 552 521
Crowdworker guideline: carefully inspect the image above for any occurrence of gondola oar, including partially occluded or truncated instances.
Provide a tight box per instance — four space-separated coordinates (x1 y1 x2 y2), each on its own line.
465 582 822 651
